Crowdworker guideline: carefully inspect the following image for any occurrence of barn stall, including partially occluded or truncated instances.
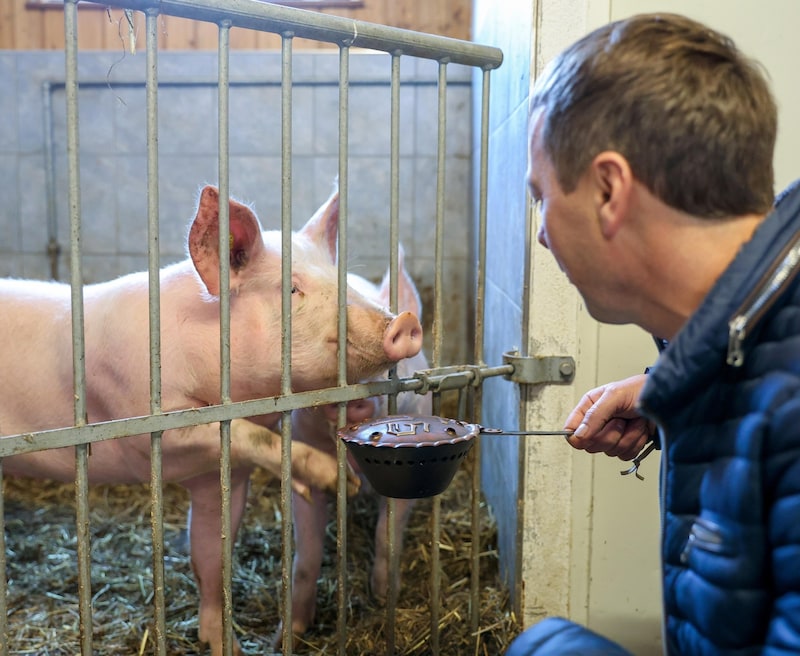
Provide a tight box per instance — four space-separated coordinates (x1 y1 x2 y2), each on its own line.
0 1 528 654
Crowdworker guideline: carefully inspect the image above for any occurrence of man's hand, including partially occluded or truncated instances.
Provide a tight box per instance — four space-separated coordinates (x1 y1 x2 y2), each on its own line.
565 374 654 461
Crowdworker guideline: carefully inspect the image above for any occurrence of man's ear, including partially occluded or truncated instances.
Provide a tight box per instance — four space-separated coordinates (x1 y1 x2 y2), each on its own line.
591 151 633 239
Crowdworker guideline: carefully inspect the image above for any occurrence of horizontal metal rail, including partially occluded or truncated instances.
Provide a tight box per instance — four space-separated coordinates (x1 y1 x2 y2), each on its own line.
0 364 513 458
114 0 503 69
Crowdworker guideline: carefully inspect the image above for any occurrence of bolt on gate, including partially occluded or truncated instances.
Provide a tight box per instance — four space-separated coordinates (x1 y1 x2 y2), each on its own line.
0 1 506 654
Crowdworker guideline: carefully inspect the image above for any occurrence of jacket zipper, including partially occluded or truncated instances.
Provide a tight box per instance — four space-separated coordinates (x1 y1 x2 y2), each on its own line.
727 234 800 367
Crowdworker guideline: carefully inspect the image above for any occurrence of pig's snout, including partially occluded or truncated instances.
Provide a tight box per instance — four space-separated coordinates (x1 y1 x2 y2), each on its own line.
383 311 422 361
320 396 377 424
345 397 378 424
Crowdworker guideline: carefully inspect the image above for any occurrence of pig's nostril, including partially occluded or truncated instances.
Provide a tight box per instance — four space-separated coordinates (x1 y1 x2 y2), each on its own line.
394 324 421 345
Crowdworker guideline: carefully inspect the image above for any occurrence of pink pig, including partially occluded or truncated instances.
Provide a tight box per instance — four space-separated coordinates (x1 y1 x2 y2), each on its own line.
278 249 431 643
0 186 423 656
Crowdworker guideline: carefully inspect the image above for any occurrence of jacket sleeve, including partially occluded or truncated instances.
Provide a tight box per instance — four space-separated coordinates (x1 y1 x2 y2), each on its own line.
505 617 634 656
764 391 800 652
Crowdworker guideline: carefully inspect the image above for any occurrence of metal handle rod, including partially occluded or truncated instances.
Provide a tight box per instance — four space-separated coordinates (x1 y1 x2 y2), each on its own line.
480 429 573 436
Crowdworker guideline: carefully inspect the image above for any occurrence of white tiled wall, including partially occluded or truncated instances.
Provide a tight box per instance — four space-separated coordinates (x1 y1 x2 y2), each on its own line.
0 49 474 365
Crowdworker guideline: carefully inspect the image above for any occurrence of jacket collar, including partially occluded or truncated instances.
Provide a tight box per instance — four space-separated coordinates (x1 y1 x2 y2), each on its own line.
641 180 800 418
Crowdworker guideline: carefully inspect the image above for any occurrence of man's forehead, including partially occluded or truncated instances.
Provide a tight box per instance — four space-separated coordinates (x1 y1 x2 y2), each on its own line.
528 107 544 140
527 112 547 183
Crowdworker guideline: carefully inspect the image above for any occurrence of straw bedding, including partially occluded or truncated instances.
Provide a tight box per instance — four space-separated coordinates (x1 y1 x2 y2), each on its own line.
2 447 519 655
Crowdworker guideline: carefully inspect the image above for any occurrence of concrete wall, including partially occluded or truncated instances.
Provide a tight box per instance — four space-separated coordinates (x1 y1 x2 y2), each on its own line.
0 49 474 365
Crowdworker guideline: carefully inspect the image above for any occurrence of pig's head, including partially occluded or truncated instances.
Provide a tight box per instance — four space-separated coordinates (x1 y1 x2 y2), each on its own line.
187 185 423 398
320 247 428 426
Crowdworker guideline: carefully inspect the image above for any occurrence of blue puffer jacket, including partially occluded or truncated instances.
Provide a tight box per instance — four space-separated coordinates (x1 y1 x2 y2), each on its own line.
506 180 800 656
641 181 800 655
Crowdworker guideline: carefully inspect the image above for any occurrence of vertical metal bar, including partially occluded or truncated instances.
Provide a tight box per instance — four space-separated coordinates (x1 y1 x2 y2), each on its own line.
470 68 493 641
42 81 60 281
217 19 234 656
384 50 402 656
335 43 351 656
427 59 449 656
145 9 167 655
64 2 93 654
279 30 295 656
388 54 401 315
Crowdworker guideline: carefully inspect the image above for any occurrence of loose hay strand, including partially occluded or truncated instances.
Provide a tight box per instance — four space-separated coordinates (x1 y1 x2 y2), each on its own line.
3 451 519 654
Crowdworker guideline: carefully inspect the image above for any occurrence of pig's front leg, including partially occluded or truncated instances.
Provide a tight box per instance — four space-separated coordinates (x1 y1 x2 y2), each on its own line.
273 486 330 648
183 466 252 656
372 497 416 601
230 418 360 499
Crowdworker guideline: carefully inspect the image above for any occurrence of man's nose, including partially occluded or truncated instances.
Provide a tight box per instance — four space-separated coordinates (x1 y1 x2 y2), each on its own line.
537 223 549 249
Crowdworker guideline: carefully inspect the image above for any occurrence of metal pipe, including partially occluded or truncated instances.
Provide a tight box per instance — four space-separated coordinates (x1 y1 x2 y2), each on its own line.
470 67 493 640
385 50 403 656
0 365 515 458
216 19 236 656
335 42 351 656
63 2 93 654
427 60 451 656
144 8 167 655
113 0 502 69
279 29 295 656
42 81 60 280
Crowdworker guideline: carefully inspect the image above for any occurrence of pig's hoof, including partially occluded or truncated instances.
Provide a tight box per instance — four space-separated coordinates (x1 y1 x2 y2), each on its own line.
199 632 243 656
206 642 243 656
272 622 308 652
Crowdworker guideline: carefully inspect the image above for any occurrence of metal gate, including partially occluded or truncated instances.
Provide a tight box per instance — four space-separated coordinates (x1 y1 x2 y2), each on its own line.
0 1 505 654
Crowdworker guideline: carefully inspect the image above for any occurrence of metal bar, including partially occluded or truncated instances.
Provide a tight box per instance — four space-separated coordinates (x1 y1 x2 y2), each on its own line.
335 42 351 656
388 54 401 317
41 78 453 91
42 81 60 280
64 2 93 654
112 0 503 70
145 8 167 655
216 19 236 656
428 60 450 656
470 67 493 640
474 73 491 371
431 63 447 368
385 51 403 656
279 29 295 656
0 365 514 458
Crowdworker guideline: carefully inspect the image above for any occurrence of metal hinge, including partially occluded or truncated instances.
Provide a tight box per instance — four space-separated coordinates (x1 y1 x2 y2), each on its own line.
502 350 575 385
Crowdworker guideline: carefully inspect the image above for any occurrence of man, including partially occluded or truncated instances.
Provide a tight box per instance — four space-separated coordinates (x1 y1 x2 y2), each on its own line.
509 12 800 656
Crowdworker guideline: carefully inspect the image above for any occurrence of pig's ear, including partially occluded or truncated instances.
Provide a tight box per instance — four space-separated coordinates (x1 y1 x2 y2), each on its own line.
188 185 264 296
378 246 422 318
300 188 339 262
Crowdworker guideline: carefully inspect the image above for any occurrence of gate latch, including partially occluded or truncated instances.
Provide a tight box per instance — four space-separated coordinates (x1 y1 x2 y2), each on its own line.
503 350 575 385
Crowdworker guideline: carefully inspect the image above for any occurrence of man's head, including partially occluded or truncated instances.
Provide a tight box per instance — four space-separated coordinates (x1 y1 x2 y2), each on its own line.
529 13 776 218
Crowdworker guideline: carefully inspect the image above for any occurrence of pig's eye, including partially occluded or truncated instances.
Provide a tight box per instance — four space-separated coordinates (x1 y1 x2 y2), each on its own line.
290 285 300 295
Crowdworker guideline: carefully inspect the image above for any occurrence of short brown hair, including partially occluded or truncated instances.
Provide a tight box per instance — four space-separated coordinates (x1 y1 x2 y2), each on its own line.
529 13 777 217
